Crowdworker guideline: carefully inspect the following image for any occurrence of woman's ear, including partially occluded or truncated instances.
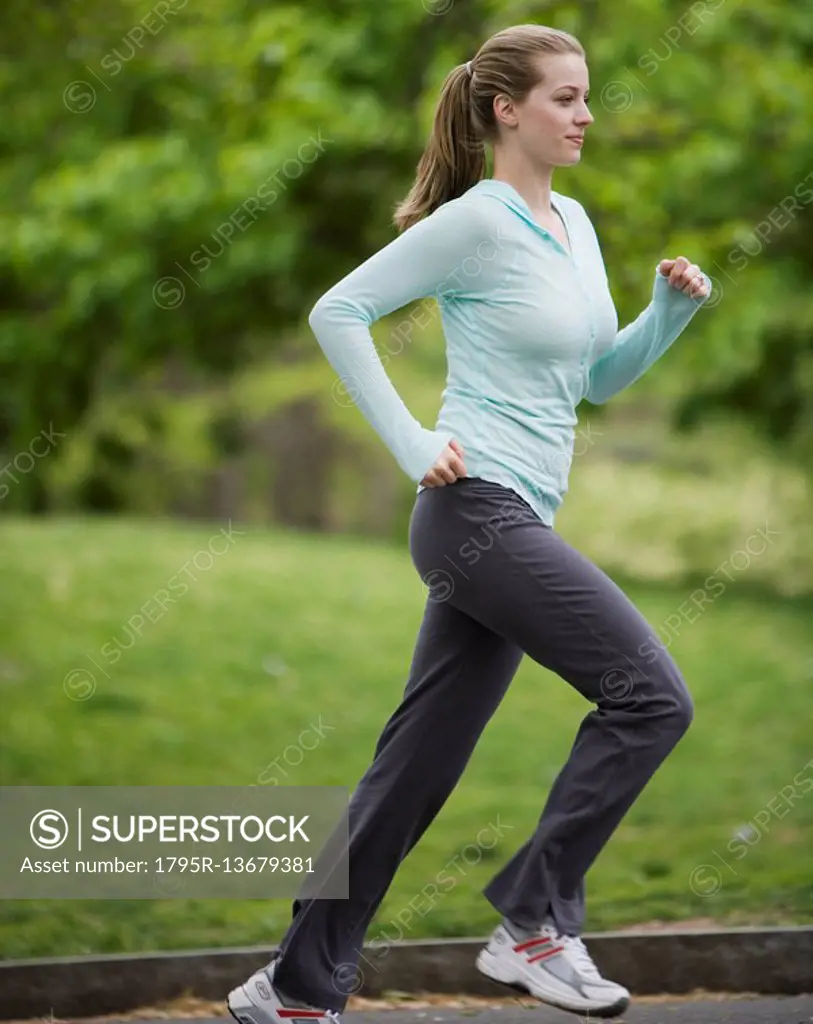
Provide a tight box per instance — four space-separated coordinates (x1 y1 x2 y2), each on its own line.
493 93 519 130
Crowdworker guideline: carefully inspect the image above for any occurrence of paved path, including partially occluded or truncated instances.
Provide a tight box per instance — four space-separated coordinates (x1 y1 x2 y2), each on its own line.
106 995 813 1024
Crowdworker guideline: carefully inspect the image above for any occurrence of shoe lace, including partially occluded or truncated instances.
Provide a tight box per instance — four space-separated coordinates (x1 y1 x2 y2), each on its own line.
325 1012 342 1022
557 933 602 980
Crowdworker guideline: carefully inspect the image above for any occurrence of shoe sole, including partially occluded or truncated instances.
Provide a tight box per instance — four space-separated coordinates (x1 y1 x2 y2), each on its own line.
475 948 630 1019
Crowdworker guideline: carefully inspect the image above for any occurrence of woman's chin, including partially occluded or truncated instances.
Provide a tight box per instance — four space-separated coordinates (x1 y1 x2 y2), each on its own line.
554 152 583 168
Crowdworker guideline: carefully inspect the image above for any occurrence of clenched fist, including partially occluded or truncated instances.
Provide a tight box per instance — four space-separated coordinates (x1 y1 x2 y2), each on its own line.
658 256 709 299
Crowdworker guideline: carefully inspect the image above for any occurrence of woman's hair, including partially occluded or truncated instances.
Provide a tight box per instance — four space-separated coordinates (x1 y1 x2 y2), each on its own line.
393 24 585 232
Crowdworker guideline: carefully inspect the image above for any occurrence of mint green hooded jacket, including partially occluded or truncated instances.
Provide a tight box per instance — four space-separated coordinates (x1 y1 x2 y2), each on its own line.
309 178 711 525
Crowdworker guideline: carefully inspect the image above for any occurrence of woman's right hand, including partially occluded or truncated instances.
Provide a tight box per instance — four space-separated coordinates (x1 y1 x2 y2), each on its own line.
420 439 467 487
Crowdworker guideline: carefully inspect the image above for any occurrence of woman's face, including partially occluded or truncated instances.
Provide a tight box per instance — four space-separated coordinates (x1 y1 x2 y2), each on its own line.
495 53 594 168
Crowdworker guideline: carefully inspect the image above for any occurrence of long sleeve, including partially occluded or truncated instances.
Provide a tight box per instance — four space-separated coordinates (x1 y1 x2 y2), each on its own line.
585 268 712 405
308 198 505 482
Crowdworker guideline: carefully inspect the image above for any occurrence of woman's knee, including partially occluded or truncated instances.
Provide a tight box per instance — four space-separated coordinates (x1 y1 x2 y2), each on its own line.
650 659 694 735
617 650 693 734
670 682 694 733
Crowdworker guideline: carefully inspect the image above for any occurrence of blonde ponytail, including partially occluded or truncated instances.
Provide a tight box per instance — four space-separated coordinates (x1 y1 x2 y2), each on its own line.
393 63 485 233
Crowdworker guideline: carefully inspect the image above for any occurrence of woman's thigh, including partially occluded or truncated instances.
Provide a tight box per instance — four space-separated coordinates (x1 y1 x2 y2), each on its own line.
409 477 690 713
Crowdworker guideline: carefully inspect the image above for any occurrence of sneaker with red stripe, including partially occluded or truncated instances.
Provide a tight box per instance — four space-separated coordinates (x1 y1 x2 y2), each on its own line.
475 923 630 1018
227 957 341 1024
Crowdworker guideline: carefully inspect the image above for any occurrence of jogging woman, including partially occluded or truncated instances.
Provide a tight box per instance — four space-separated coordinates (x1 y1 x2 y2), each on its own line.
228 22 710 1023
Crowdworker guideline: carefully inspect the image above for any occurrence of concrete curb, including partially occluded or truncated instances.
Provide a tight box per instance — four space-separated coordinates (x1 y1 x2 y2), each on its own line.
1 928 812 1021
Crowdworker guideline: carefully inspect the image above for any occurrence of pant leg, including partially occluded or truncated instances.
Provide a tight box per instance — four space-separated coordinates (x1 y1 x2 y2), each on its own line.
273 503 524 1011
408 477 694 937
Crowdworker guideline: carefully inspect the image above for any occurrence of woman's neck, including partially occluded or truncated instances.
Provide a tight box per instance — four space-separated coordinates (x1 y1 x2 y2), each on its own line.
490 158 556 217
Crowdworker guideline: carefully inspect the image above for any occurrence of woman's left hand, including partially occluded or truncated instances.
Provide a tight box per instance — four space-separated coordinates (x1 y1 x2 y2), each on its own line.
658 256 709 299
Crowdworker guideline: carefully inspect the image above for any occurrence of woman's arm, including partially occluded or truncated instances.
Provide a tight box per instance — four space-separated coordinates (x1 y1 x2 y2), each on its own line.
585 264 712 406
309 197 504 481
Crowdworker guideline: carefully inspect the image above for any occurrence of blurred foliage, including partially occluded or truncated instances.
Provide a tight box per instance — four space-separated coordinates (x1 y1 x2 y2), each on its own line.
1 0 813 513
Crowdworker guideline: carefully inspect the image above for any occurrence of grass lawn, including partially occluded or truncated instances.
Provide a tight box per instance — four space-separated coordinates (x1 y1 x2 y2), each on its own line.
1 515 811 960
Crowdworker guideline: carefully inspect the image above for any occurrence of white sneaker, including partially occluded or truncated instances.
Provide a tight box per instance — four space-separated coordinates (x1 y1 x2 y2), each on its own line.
475 923 630 1018
227 956 342 1024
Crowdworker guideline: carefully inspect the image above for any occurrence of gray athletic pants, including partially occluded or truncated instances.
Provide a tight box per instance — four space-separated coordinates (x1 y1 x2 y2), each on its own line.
273 476 693 1012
